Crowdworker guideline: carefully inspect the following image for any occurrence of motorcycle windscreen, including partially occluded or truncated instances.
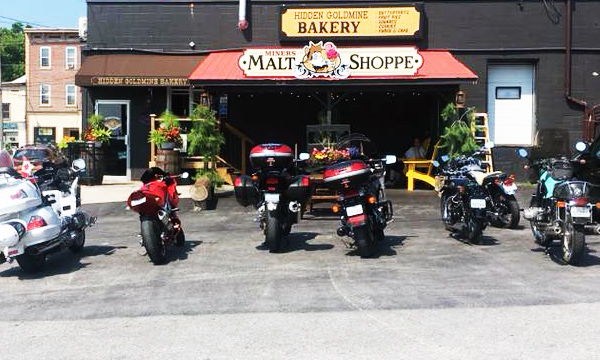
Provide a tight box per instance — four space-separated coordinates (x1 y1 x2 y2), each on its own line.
0 150 12 168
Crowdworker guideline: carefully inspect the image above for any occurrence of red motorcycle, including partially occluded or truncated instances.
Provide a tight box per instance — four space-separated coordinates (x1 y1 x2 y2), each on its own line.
127 167 189 264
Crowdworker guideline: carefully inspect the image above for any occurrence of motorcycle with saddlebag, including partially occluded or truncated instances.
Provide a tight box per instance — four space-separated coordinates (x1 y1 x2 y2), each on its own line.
321 134 396 258
234 143 311 252
518 144 600 265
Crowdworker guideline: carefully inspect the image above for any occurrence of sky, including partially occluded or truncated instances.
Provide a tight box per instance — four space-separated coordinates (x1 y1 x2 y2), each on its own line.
0 0 87 29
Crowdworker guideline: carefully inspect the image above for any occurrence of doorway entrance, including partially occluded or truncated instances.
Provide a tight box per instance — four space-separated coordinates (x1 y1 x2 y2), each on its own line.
95 100 130 178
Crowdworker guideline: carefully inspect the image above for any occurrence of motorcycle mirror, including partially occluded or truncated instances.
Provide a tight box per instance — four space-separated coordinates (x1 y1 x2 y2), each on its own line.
516 148 529 159
72 159 86 171
385 155 397 165
484 141 495 149
441 155 450 163
432 160 440 167
298 153 310 161
181 172 189 179
575 141 588 152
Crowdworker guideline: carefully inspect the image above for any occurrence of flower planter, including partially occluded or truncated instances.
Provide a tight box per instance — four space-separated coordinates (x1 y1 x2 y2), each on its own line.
160 142 176 150
155 149 181 174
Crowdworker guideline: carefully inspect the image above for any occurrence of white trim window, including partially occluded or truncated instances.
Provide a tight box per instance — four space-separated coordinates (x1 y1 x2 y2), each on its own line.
65 47 76 69
66 84 76 106
40 84 51 105
40 46 51 68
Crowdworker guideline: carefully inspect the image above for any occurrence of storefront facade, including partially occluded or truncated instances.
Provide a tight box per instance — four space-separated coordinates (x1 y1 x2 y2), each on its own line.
78 0 600 179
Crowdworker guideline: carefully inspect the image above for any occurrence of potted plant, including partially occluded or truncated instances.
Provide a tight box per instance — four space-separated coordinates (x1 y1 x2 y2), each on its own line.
148 110 182 150
187 104 225 210
438 103 479 159
84 114 113 147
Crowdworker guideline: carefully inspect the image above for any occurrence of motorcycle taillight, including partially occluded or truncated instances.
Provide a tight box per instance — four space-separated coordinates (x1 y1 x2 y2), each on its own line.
571 198 588 206
27 215 47 231
504 174 516 186
266 177 279 184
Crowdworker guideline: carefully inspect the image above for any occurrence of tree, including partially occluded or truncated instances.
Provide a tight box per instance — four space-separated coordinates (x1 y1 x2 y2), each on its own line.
1 23 26 82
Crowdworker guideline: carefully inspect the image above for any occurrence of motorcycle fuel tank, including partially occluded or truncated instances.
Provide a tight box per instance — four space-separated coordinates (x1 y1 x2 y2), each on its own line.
249 143 293 170
323 160 370 191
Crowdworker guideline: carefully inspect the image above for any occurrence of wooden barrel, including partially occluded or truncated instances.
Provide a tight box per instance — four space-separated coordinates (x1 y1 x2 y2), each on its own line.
155 149 180 174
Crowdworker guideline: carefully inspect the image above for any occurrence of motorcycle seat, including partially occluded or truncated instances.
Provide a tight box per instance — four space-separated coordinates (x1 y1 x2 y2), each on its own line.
470 171 503 186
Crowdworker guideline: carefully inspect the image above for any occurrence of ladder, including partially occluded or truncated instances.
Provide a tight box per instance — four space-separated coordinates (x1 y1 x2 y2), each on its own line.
472 112 494 172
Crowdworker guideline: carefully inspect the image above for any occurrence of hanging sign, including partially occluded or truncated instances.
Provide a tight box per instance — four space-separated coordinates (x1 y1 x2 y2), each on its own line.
237 42 423 79
280 6 422 40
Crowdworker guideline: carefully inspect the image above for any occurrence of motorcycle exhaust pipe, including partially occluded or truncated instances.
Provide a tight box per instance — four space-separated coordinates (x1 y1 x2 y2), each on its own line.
337 226 348 237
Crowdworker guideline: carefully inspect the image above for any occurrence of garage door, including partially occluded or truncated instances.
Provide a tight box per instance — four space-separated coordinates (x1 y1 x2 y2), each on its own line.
488 64 535 145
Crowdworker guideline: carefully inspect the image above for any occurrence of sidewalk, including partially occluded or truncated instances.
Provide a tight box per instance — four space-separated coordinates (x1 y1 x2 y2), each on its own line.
81 176 233 205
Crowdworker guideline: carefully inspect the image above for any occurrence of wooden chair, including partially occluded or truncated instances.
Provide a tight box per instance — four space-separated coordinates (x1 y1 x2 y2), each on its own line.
401 141 440 191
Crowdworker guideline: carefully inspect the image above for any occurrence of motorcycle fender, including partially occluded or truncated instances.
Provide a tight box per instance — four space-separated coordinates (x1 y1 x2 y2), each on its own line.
501 183 518 196
4 243 24 259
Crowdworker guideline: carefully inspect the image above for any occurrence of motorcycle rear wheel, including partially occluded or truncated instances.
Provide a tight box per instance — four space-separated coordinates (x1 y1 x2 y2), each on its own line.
492 196 520 229
141 219 167 265
562 220 586 265
16 252 46 273
265 211 283 253
176 229 185 247
466 218 483 244
528 198 548 246
354 224 375 258
69 230 86 253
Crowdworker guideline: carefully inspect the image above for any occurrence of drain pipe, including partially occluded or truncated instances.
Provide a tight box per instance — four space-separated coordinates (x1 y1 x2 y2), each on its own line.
238 0 249 30
564 0 596 140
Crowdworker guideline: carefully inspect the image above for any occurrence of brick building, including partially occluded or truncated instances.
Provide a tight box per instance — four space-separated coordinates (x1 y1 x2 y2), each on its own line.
77 0 600 179
25 28 83 145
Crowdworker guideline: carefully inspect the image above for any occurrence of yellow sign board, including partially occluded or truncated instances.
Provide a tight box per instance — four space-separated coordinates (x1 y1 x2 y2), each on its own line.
280 6 422 39
91 77 189 86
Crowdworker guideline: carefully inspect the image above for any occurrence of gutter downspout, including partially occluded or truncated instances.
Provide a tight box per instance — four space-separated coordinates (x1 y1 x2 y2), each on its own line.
564 0 594 140
238 0 249 30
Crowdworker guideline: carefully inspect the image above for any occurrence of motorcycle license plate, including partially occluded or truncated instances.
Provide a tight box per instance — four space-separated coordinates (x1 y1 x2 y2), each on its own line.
571 206 591 218
470 199 486 209
346 204 364 217
264 193 280 203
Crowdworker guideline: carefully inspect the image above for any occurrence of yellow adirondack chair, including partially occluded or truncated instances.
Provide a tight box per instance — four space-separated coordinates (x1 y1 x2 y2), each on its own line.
401 141 440 191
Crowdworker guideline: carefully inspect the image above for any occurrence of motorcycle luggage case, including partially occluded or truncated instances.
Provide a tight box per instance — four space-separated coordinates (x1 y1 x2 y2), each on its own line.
234 175 259 207
0 179 42 218
284 175 311 201
322 160 370 191
249 144 293 170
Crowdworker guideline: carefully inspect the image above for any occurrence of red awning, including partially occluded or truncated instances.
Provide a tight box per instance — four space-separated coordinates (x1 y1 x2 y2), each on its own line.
188 49 477 84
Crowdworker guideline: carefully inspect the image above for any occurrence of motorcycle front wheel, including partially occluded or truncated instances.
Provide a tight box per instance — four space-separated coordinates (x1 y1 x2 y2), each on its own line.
141 218 167 265
16 252 46 273
353 224 375 258
265 210 283 253
562 219 586 265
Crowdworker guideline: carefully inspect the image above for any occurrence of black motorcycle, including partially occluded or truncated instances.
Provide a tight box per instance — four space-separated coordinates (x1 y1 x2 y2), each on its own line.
322 134 396 258
234 143 311 252
518 145 600 265
437 155 491 243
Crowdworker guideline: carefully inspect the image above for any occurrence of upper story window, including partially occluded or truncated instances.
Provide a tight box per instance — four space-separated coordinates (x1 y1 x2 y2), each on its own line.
40 47 51 68
1 103 9 120
66 85 76 106
40 84 51 105
65 47 77 69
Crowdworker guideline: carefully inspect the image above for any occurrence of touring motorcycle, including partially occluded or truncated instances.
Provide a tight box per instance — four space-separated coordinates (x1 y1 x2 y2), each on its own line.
0 150 94 272
234 143 311 252
322 134 396 258
127 167 189 264
519 144 600 265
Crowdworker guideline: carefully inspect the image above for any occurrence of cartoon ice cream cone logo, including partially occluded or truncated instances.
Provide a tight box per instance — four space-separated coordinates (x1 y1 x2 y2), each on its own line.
294 41 350 79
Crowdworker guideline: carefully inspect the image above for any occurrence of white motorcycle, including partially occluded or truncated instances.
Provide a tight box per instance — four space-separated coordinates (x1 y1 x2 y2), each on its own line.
0 151 94 273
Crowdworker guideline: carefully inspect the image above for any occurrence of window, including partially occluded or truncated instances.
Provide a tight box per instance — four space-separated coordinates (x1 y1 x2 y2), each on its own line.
40 84 51 105
495 87 522 100
66 85 76 106
65 47 76 68
33 127 55 144
40 47 51 68
63 128 80 139
1 103 9 120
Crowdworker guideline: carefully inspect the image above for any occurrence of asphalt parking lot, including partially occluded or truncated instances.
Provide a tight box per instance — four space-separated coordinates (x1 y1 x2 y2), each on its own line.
2 189 600 359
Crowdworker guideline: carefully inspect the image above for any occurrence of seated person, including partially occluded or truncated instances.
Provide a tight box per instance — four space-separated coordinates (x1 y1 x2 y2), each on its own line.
404 137 426 159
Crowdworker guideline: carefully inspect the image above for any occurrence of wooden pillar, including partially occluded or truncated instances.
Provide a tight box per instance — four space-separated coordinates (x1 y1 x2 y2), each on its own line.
149 114 156 167
326 90 332 125
241 140 246 175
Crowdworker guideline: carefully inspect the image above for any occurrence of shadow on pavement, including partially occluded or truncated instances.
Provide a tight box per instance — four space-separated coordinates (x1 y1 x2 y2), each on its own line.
255 232 334 253
543 247 600 267
346 235 410 258
0 245 126 280
449 230 500 246
169 240 202 262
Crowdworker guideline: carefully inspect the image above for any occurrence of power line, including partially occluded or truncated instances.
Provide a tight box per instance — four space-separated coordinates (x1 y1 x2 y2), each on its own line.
0 15 50 28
